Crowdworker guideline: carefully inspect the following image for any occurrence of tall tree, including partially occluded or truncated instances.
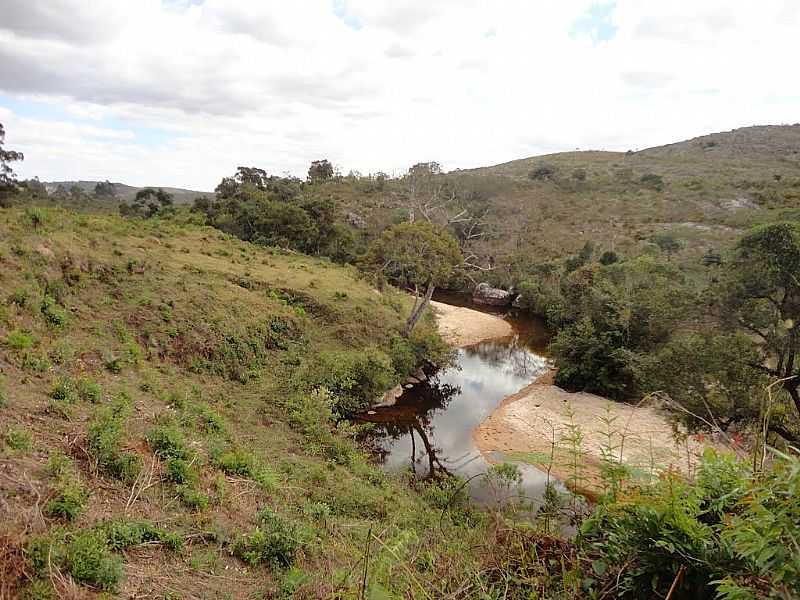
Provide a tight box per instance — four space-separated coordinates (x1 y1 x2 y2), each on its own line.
722 222 800 435
128 187 174 218
307 159 333 182
0 122 24 205
367 221 462 336
94 180 117 199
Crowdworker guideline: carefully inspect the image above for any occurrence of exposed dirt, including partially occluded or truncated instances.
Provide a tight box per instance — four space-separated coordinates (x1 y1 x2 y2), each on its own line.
430 300 512 348
474 370 712 489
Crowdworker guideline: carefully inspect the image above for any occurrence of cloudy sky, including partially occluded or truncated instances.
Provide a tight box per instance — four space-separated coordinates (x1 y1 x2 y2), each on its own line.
1 0 798 190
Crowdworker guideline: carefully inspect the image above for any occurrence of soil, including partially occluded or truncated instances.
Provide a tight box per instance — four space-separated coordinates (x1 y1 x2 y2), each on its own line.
429 300 513 347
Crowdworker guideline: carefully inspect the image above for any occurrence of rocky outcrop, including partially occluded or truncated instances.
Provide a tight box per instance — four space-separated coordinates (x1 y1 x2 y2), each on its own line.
472 282 512 306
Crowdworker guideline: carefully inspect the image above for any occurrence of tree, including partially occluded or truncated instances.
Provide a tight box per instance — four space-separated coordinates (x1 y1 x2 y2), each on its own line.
721 223 800 435
307 159 333 182
0 122 24 205
126 187 174 218
367 221 462 336
651 233 682 260
94 180 117 199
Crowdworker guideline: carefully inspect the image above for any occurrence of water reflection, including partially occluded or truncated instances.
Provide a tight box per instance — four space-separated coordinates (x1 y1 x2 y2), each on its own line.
358 326 554 503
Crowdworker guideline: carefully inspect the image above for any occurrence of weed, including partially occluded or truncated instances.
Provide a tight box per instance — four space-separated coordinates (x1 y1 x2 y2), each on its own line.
50 378 77 404
5 330 35 350
4 427 32 451
87 400 141 482
231 507 305 569
77 379 103 403
44 480 88 521
47 451 73 477
40 295 67 328
147 424 191 460
177 485 209 510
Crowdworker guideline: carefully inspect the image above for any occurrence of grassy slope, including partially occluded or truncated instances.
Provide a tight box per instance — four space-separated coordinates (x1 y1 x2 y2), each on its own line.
0 208 495 598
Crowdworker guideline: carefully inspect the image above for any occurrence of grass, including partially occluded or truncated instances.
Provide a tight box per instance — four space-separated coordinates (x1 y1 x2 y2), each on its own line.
0 207 537 597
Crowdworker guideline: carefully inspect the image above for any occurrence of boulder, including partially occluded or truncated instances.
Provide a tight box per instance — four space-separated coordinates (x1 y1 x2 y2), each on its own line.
373 384 404 408
472 282 512 306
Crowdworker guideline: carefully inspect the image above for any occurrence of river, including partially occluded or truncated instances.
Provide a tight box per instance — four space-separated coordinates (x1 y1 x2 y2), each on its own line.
357 294 561 505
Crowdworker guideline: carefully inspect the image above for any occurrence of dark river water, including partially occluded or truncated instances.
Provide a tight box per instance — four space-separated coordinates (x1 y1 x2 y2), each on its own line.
358 294 559 504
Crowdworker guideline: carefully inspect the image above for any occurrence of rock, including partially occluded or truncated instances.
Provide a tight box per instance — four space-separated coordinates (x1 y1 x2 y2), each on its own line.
403 376 420 385
512 294 524 309
414 368 427 382
373 384 403 408
404 384 413 389
472 282 512 306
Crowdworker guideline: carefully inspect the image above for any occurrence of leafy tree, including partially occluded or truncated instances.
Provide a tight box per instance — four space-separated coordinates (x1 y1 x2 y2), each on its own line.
123 187 174 218
721 222 800 436
644 333 766 432
651 233 682 260
94 180 117 199
367 221 462 336
0 122 24 205
307 159 333 182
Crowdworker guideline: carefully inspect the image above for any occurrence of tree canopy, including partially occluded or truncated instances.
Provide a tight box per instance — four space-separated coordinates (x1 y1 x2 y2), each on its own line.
367 221 462 335
0 122 24 204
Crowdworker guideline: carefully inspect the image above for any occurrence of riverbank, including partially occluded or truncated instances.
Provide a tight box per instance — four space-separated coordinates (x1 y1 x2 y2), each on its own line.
474 369 710 490
430 300 513 347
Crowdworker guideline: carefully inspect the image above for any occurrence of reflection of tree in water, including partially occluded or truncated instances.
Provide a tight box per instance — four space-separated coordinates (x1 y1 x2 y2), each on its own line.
357 379 460 479
464 336 547 379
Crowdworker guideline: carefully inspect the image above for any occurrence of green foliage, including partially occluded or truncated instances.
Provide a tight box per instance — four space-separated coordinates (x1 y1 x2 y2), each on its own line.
301 348 395 415
4 426 32 451
27 530 122 591
86 399 141 482
231 507 305 569
50 377 77 404
77 379 103 403
5 329 35 350
44 480 88 521
580 451 800 599
40 295 67 328
147 424 191 460
366 220 463 290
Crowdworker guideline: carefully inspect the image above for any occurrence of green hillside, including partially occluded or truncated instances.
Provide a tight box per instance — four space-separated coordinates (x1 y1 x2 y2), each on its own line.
0 208 501 598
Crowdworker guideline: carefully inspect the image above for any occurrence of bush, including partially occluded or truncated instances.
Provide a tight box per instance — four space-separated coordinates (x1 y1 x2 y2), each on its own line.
50 378 77 404
87 400 141 482
4 426 32 451
77 379 103 403
147 424 191 460
5 330 35 350
579 451 800 599
231 507 304 568
301 348 395 415
44 480 88 521
40 295 67 328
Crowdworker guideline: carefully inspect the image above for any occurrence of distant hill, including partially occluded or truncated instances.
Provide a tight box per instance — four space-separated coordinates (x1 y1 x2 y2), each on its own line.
42 180 213 204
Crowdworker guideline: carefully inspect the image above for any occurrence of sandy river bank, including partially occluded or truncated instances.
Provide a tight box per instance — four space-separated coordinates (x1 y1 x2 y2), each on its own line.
429 300 709 488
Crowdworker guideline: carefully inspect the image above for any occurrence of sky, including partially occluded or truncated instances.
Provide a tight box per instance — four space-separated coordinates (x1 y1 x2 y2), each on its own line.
0 0 798 191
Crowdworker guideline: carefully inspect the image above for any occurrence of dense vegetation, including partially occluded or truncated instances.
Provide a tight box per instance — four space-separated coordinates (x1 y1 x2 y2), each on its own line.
2 122 799 598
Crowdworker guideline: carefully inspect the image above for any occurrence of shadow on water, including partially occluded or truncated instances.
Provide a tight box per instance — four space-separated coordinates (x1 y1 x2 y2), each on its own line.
357 294 563 506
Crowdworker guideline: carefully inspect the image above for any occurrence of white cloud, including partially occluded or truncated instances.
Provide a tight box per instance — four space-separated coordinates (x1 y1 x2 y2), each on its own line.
0 0 798 190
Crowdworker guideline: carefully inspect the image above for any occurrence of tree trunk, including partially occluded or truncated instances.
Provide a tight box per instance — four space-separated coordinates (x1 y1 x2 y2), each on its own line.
404 282 435 337
785 381 800 421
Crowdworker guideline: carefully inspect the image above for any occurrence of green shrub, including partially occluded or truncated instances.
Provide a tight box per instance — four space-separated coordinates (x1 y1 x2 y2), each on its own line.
5 330 35 350
0 387 6 408
165 457 195 485
192 403 226 434
44 480 88 521
177 485 209 510
101 519 182 552
77 379 103 403
27 530 123 591
50 377 77 404
300 348 395 415
47 450 73 477
4 426 32 451
147 424 191 460
231 507 304 569
40 295 67 328
87 400 141 482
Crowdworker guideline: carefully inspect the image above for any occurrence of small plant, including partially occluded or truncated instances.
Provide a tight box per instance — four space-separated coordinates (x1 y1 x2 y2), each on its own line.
231 507 304 569
4 426 32 451
103 354 123 374
50 378 78 404
177 485 209 510
40 295 67 328
77 379 103 403
47 450 73 477
5 330 35 350
44 480 88 521
147 424 191 460
87 400 141 482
